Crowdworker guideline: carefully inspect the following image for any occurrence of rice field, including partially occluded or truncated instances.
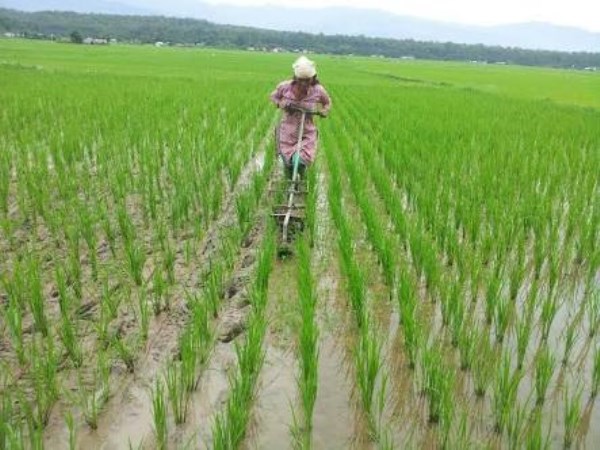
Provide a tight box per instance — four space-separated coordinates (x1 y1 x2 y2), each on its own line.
0 39 599 449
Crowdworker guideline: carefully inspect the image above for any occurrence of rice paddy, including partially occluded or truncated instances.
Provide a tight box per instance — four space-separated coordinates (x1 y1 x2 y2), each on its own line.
0 38 599 449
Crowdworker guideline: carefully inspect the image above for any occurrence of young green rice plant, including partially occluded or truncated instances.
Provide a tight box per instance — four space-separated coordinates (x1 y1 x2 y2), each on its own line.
586 288 599 338
113 336 135 373
354 311 383 437
448 281 466 347
516 291 536 370
165 361 189 425
507 402 526 450
472 330 496 397
457 321 476 370
296 237 318 437
493 295 514 343
59 308 83 368
79 204 98 280
2 293 25 365
563 385 583 449
66 251 83 304
492 351 522 433
101 277 120 320
591 346 600 397
152 378 168 450
421 344 455 426
525 410 551 450
189 298 214 369
27 256 48 336
203 263 223 319
212 309 267 449
65 410 76 450
138 289 150 342
100 206 117 257
152 269 167 315
28 332 60 427
397 269 420 369
0 382 13 448
562 315 579 367
540 292 560 341
163 242 176 285
125 239 146 286
484 270 502 325
77 349 111 429
534 345 555 407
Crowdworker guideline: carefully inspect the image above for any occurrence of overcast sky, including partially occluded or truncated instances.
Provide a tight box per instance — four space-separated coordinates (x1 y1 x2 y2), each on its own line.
202 0 600 32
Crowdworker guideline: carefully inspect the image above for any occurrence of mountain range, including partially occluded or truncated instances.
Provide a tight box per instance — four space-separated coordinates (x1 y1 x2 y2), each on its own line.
2 0 599 52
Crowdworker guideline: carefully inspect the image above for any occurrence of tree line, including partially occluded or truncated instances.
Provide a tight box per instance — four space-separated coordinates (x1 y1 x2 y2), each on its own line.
1 8 599 69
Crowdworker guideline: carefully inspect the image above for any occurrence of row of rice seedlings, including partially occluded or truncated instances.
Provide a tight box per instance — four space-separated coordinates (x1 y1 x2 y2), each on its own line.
291 169 320 446
292 236 319 448
211 225 275 449
164 295 214 426
340 143 396 288
322 129 390 443
152 378 168 450
77 350 111 430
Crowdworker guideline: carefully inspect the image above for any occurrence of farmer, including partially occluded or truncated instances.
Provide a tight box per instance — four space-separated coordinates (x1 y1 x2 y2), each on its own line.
270 56 331 180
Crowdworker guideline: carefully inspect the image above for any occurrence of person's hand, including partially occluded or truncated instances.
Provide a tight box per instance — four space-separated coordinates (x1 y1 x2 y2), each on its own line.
280 100 298 111
317 110 328 118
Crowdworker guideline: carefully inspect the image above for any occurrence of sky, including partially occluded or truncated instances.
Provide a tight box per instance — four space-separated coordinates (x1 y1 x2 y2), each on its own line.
202 0 600 32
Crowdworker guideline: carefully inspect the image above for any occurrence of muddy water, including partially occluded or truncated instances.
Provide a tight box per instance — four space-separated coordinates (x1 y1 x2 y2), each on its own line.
173 342 237 449
311 171 361 449
244 255 298 450
246 346 297 450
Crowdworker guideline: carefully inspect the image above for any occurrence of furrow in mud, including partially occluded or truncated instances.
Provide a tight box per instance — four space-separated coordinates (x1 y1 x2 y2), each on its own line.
311 170 356 450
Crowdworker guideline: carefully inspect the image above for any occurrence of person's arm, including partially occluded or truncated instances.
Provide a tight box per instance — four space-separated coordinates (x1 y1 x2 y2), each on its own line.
318 85 331 117
270 82 291 109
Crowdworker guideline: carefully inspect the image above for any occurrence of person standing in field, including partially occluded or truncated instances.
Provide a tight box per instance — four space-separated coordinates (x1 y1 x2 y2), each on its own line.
270 56 331 179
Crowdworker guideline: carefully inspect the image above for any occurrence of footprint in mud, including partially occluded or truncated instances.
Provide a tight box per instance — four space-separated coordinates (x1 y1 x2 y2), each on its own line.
241 254 256 269
218 306 251 343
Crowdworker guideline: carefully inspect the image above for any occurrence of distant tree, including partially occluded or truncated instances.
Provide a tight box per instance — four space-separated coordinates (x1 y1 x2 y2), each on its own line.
70 30 83 44
1 8 598 68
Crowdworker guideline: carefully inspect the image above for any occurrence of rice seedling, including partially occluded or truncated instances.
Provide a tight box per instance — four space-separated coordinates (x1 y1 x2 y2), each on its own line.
296 236 319 438
1 293 26 365
472 330 496 397
492 351 522 433
540 292 560 341
524 410 551 450
165 361 189 425
421 344 455 425
65 410 76 450
448 281 466 347
113 336 135 373
562 315 579 367
152 269 167 315
354 312 383 436
506 402 526 450
137 289 150 342
26 256 48 336
397 269 420 369
516 290 536 369
587 288 599 338
152 378 168 450
534 344 555 406
591 346 600 398
563 385 583 448
59 308 83 368
125 239 146 286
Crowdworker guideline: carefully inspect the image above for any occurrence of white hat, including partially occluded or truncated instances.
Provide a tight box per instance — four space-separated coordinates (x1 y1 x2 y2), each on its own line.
293 56 316 79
